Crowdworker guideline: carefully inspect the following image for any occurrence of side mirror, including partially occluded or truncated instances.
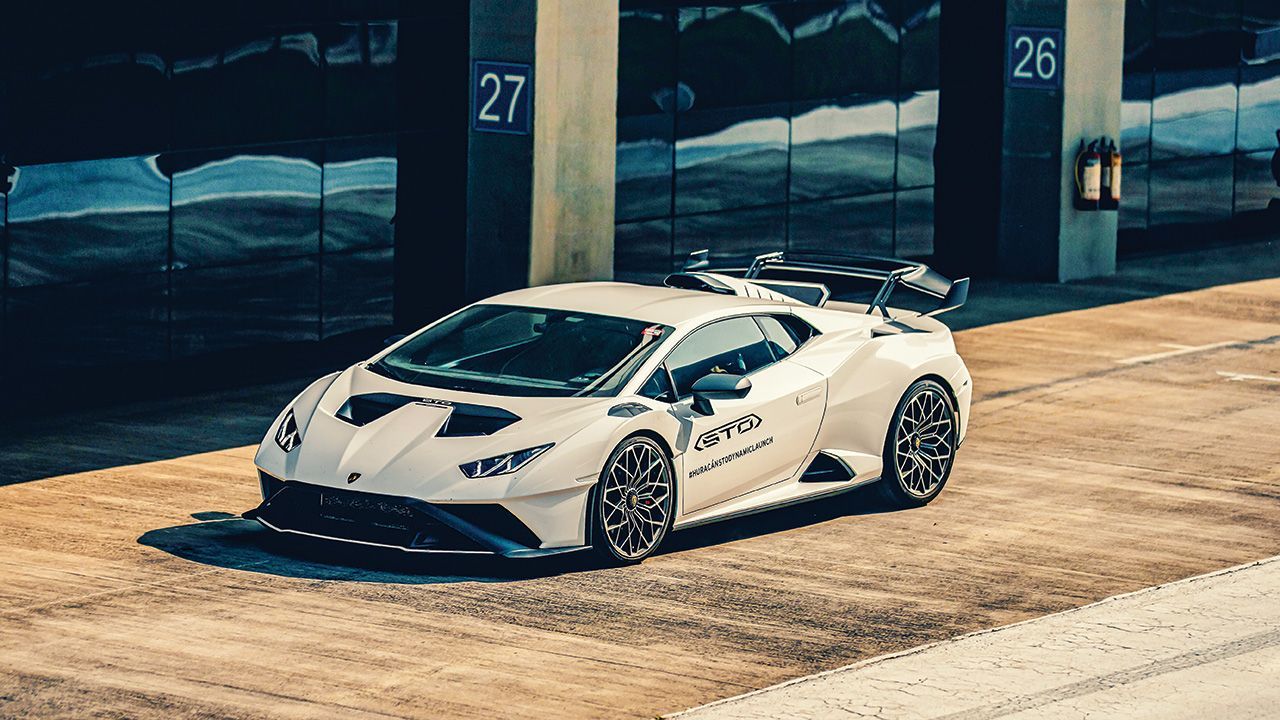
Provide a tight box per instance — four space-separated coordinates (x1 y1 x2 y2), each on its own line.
383 333 407 347
690 373 751 416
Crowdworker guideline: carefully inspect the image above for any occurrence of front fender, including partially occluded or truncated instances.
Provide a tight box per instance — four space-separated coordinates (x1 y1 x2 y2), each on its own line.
254 370 342 478
507 398 683 498
488 398 683 549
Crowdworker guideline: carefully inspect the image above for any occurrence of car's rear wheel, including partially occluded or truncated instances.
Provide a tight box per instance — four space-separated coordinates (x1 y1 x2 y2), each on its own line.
878 379 957 507
590 435 674 564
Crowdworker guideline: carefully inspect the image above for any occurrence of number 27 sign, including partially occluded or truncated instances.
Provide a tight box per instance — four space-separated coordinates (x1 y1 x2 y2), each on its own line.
1006 27 1062 90
473 61 532 135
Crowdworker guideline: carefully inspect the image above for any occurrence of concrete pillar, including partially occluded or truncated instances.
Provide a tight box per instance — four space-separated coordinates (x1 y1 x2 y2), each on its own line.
997 0 1125 282
1056 0 1123 281
528 0 618 287
466 0 618 301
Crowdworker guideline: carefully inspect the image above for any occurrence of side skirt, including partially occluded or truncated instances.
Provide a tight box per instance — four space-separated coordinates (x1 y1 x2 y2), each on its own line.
671 475 880 532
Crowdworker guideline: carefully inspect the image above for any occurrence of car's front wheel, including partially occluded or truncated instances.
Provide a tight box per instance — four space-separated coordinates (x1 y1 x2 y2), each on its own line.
590 435 674 564
878 379 957 507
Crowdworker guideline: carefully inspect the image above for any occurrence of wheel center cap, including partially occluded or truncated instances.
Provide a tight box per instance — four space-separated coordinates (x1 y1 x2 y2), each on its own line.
628 493 638 509
913 435 922 450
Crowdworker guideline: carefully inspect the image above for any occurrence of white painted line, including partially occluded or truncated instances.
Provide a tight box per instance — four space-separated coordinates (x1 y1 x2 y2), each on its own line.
1217 370 1280 384
1116 340 1237 365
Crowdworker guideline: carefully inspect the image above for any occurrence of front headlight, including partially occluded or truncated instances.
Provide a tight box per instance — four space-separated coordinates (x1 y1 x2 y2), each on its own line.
460 443 553 478
275 409 301 452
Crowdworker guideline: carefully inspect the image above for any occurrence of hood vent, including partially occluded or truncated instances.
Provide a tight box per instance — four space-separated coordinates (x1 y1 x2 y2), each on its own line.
337 393 415 426
336 393 520 437
437 403 521 437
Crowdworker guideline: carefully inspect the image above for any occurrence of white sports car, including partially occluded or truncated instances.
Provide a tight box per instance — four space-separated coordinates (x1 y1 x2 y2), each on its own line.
246 252 972 563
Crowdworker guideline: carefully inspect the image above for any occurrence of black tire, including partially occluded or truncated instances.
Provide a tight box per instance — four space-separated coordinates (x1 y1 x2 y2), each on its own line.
589 435 675 565
877 379 958 508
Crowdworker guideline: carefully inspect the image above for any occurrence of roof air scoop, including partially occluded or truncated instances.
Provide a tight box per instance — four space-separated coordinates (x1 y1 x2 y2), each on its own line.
683 248 710 271
664 269 822 306
663 272 736 295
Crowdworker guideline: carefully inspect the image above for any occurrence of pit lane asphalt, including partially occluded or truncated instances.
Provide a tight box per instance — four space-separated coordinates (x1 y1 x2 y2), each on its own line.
674 556 1280 719
2 246 1279 718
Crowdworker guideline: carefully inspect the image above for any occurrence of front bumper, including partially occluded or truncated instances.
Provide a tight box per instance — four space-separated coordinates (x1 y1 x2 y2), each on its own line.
245 474 588 559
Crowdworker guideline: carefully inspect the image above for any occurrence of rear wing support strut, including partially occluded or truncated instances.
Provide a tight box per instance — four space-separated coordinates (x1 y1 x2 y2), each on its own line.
867 273 901 318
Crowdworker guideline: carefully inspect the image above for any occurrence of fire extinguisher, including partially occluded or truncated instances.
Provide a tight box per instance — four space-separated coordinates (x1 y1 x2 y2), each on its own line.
1100 138 1122 211
1074 139 1101 211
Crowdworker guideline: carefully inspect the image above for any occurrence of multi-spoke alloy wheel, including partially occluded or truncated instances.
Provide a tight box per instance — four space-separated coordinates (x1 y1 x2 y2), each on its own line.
879 379 957 507
592 436 673 563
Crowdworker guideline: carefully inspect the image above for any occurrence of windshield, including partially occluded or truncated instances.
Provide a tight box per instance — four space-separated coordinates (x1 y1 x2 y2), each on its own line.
368 304 673 398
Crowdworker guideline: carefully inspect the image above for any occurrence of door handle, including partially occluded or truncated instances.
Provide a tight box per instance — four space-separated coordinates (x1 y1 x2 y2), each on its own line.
796 387 822 406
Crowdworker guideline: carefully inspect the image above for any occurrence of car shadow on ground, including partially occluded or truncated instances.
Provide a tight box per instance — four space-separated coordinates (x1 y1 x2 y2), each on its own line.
947 237 1280 331
0 380 302 488
139 484 895 583
138 513 558 585
657 482 894 555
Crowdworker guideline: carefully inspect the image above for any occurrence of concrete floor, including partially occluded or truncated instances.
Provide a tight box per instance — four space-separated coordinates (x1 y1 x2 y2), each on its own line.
676 556 1280 719
2 246 1280 718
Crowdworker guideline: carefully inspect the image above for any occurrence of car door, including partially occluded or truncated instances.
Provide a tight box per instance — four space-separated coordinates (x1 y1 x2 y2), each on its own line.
655 315 826 514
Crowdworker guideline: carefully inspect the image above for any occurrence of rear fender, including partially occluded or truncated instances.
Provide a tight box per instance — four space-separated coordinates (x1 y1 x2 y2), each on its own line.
807 332 967 463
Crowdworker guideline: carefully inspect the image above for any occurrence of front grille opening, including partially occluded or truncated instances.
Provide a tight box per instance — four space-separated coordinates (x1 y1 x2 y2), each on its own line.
440 504 541 548
258 470 286 500
256 484 486 552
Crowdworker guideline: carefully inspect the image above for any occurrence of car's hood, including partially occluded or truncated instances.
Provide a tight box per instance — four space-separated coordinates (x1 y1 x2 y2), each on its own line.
278 364 614 500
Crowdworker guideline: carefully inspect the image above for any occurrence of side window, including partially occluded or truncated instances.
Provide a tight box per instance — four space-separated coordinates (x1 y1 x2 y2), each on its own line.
665 317 775 397
755 316 798 359
637 367 675 402
779 315 817 344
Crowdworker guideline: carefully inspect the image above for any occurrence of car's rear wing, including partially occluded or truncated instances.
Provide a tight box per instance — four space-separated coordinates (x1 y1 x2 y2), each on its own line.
678 249 969 318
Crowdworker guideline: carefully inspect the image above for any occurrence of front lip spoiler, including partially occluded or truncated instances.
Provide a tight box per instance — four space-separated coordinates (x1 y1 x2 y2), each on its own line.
246 514 590 558
243 482 590 559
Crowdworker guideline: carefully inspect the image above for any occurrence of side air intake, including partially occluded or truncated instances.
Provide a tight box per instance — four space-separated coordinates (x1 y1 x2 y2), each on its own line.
799 452 856 482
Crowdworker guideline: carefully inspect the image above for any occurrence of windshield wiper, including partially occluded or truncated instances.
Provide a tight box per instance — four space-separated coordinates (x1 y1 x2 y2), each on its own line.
366 361 403 382
367 363 480 394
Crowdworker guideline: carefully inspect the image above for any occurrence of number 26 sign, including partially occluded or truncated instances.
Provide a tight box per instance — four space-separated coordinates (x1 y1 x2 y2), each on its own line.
1006 27 1062 90
473 61 532 135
